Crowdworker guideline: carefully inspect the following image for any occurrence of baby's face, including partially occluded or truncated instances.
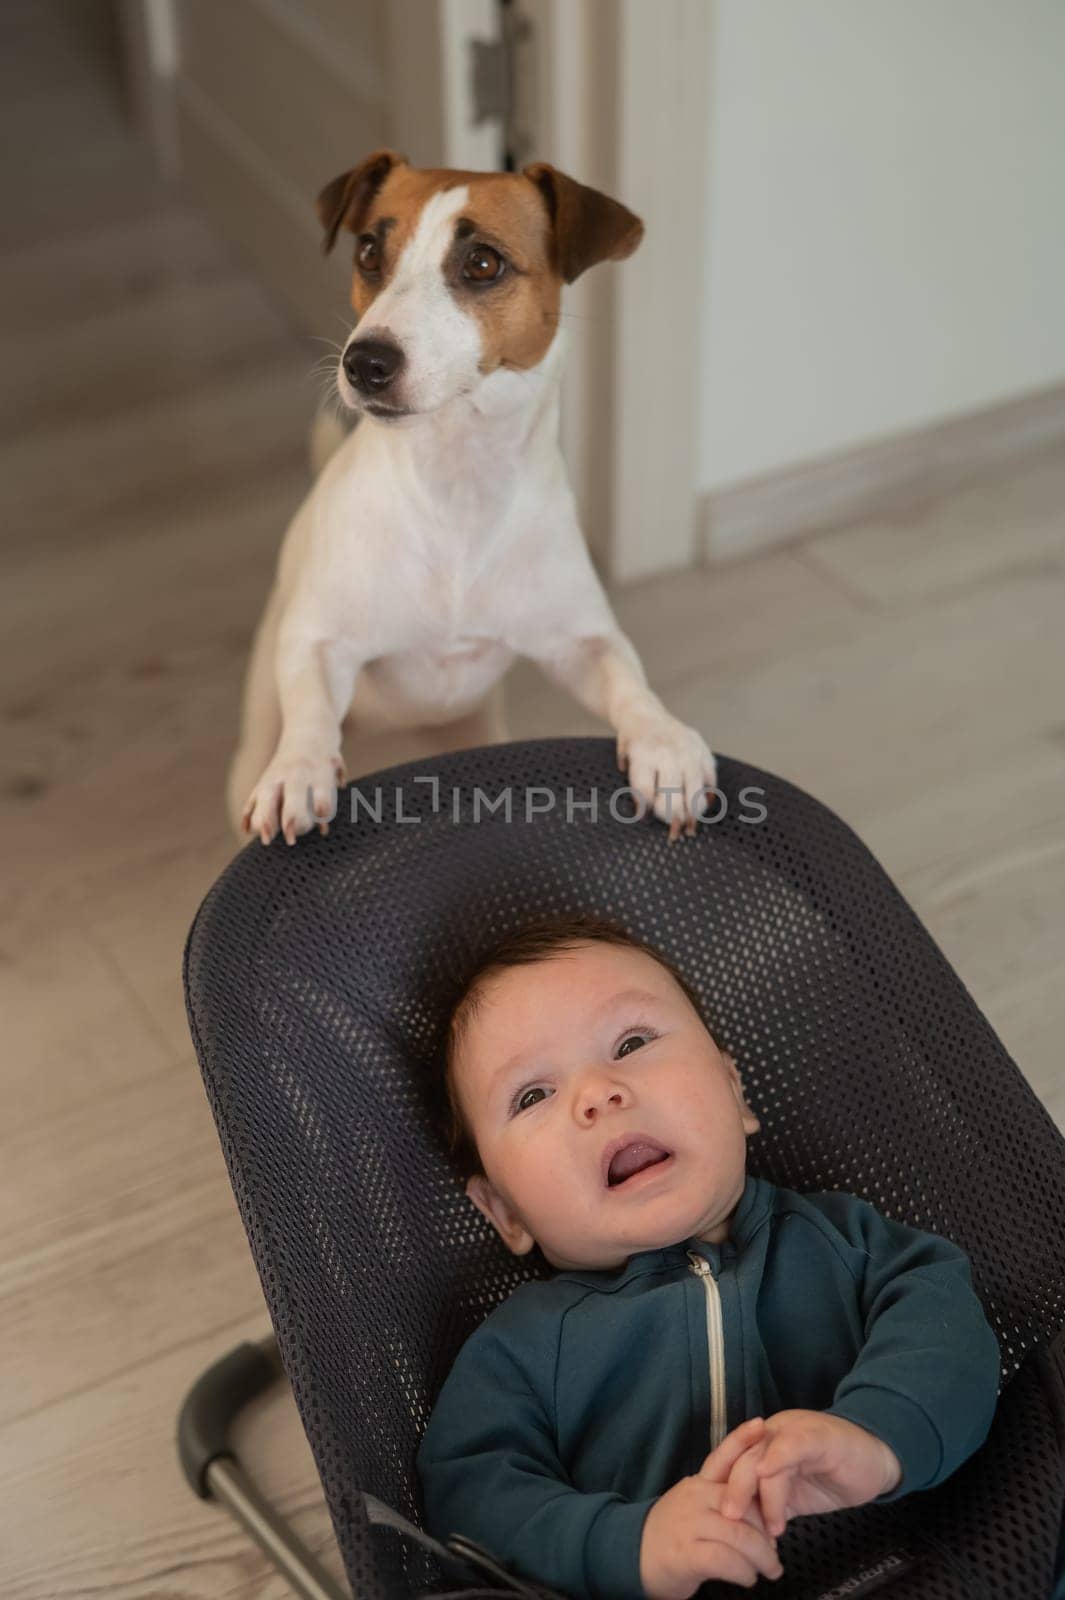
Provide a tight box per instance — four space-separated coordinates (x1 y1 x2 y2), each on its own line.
452 942 760 1271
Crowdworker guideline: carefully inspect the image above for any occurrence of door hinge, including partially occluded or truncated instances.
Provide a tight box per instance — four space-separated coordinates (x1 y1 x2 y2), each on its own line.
469 3 535 166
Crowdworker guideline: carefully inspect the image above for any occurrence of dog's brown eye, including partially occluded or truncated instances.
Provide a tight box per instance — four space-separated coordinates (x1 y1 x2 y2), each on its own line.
463 245 504 283
357 235 380 273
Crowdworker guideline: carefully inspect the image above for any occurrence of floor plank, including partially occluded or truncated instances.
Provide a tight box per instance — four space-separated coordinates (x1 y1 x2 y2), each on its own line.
801 442 1065 610
0 1313 343 1600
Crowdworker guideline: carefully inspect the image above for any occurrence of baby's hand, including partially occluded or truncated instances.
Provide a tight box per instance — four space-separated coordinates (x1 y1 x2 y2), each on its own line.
639 1418 784 1597
716 1410 902 1538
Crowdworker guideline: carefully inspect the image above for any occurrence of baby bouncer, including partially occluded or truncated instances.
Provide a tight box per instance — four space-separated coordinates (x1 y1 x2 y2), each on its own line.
179 738 1065 1598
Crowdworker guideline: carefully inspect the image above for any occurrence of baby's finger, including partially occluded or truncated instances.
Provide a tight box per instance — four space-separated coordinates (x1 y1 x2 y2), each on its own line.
694 1540 760 1589
723 1443 767 1521
757 1425 822 1483
758 1465 795 1539
699 1511 783 1584
699 1417 765 1484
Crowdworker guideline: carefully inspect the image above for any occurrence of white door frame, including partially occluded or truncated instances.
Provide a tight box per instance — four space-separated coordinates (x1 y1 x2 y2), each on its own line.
520 0 712 582
516 0 616 569
612 0 713 582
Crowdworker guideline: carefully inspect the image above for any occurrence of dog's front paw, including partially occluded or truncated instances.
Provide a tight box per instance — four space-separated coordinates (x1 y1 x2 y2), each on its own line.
241 752 346 846
617 717 717 842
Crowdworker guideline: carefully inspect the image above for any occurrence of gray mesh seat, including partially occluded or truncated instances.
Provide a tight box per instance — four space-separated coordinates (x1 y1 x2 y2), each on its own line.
183 737 1065 1599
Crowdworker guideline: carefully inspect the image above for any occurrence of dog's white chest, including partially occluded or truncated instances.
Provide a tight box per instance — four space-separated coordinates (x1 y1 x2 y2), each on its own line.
433 635 494 666
405 631 511 689
354 631 514 730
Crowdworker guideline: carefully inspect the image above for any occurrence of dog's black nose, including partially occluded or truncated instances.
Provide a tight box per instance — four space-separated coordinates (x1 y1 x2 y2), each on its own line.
342 338 405 395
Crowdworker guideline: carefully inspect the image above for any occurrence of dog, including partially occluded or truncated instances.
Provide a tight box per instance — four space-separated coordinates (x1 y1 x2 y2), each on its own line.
228 149 716 847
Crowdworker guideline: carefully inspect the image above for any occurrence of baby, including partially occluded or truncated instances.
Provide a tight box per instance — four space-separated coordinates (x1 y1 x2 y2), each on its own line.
417 915 1000 1600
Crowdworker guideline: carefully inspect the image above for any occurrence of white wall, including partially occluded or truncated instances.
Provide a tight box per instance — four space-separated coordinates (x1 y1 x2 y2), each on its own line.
699 0 1065 493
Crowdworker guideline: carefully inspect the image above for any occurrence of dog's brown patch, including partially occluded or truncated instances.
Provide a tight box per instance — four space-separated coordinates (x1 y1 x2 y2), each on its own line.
442 173 562 373
319 156 642 376
349 168 560 372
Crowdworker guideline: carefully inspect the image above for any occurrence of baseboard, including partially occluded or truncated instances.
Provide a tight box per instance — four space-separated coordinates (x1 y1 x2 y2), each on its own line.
700 380 1065 563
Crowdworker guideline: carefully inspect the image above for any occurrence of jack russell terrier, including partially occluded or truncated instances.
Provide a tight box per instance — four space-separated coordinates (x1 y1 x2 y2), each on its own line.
228 149 716 846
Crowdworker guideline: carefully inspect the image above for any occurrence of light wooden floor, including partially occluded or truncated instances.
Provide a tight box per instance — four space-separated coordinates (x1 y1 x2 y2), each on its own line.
2 9 1063 1599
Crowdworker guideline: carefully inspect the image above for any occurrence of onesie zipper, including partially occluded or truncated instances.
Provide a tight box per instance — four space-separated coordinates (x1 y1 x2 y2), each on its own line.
687 1250 727 1450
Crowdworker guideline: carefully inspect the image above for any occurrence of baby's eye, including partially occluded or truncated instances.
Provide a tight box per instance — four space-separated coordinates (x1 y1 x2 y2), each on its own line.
617 1032 652 1058
514 1085 551 1115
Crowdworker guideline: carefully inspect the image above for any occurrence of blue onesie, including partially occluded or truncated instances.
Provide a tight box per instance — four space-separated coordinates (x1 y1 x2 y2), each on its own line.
417 1174 1001 1600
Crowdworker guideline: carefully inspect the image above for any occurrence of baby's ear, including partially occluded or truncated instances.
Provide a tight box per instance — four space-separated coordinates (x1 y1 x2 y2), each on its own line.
466 1174 536 1256
723 1051 761 1137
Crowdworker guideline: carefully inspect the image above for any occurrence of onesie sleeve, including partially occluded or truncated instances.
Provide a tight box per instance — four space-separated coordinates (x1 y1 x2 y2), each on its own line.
417 1309 655 1600
804 1191 1001 1500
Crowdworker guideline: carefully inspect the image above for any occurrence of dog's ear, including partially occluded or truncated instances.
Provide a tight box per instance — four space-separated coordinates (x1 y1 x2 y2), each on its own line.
522 162 644 284
316 149 407 255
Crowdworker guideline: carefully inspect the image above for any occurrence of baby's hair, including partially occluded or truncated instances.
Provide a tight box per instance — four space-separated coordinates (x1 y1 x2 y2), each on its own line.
442 913 709 1180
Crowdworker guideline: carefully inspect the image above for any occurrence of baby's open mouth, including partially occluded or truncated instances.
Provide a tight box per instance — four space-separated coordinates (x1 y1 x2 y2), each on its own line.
605 1138 673 1188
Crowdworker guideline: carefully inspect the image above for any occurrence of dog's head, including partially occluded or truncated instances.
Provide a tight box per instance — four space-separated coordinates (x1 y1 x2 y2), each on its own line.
317 151 643 423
